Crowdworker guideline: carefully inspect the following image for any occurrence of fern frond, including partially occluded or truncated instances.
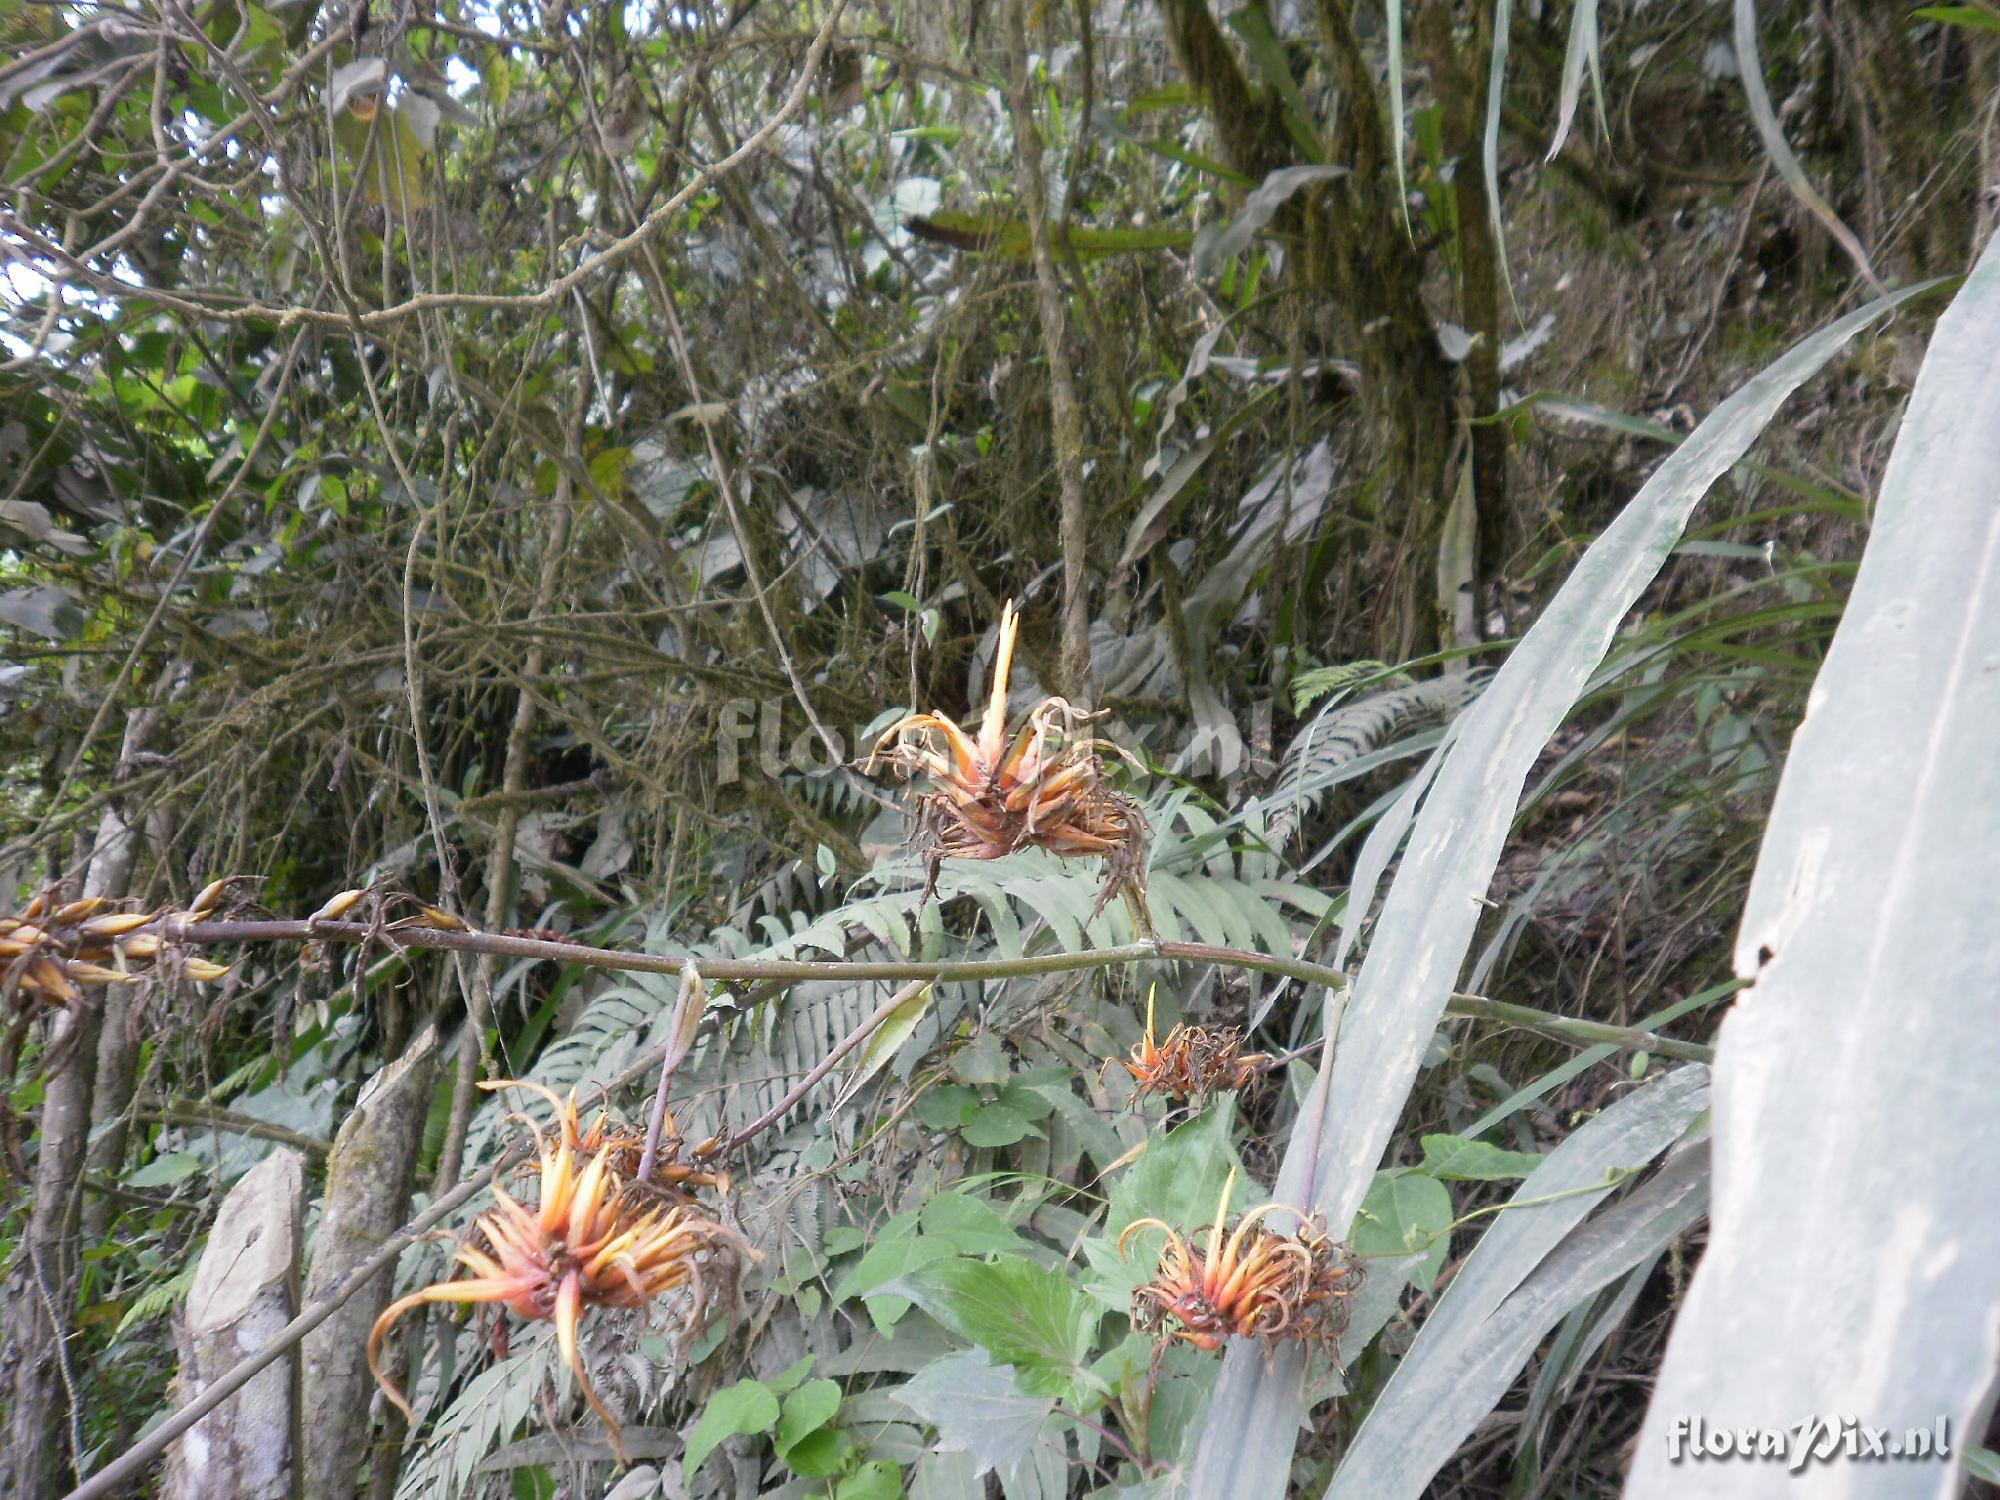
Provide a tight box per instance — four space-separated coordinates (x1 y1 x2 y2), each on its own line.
114 1261 199 1337
1268 673 1490 846
1290 659 1407 715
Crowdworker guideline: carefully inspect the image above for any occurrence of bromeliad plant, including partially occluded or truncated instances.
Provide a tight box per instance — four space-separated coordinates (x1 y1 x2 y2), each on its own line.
866 600 1151 924
367 1081 748 1462
1121 1169 1363 1355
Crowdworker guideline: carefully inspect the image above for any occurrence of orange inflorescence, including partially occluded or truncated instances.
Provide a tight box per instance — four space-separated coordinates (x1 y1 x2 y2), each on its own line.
865 601 1149 925
1120 990 1269 1102
368 1081 746 1462
1120 1170 1363 1355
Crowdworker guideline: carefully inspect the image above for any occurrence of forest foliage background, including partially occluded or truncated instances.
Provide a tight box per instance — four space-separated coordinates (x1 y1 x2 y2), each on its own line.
3 0 1997 1495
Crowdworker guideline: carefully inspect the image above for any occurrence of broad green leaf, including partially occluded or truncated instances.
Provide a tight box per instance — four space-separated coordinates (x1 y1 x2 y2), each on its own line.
836 1462 906 1499
1194 276 1942 1498
915 1084 981 1130
920 1191 1030 1256
959 1103 1040 1148
1353 1170 1452 1292
894 1347 1058 1479
1104 1098 1244 1239
1418 1133 1545 1181
775 1378 844 1468
682 1379 778 1481
1628 227 2000 1499
897 1257 1100 1400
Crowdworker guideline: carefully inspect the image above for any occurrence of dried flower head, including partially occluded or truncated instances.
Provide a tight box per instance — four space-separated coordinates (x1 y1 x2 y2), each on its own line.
1120 988 1269 1102
565 1088 731 1204
0 892 231 1006
866 601 1150 926
368 1081 746 1462
1120 1170 1363 1354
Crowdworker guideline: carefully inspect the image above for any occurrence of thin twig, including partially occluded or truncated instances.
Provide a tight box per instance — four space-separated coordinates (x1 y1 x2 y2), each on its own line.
147 916 1712 1062
723 978 929 1151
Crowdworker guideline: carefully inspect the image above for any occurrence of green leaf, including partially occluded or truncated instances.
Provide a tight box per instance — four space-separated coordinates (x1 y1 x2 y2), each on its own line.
1966 1446 2000 1484
1418 1134 1545 1181
1353 1171 1453 1292
829 982 931 1114
126 1150 208 1188
1912 4 2000 30
1223 6 1322 160
682 1379 779 1481
905 211 1192 260
1105 1098 1244 1238
915 1084 981 1130
775 1378 841 1455
836 1462 906 1499
919 1191 1030 1256
959 1102 1039 1148
834 1219 955 1331
892 1348 1057 1479
898 1257 1100 1399
1122 82 1199 112
767 1354 816 1395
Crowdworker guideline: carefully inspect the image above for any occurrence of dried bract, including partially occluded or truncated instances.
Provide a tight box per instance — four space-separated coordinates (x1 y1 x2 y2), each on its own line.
865 601 1150 924
1 891 232 1015
1121 989 1269 1101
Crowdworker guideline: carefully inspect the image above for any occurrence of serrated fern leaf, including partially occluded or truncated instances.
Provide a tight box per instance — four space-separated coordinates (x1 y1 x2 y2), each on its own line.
1268 674 1491 846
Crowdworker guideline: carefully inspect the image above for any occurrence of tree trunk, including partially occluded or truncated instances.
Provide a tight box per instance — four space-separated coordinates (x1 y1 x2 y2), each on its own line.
83 661 191 1239
299 1027 438 1500
0 702 166 1499
1154 0 1461 659
1007 0 1096 703
162 1149 305 1500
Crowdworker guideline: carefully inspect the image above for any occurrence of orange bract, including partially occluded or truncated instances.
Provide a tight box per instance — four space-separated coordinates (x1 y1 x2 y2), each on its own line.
368 1081 745 1463
1120 989 1269 1102
865 601 1150 924
1120 1170 1362 1354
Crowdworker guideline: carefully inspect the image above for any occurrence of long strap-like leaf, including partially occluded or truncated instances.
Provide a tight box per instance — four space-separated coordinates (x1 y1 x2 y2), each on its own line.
1191 278 1942 1496
1626 235 2000 1499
